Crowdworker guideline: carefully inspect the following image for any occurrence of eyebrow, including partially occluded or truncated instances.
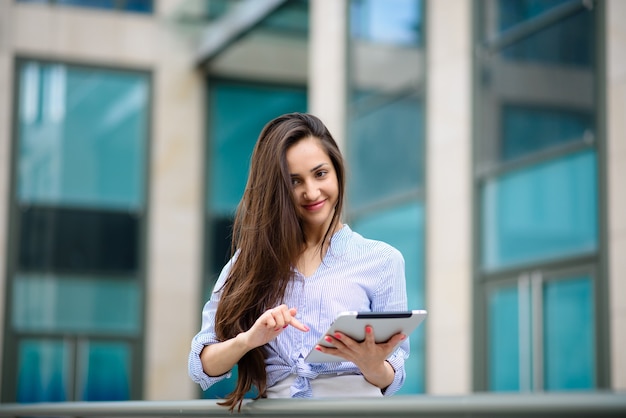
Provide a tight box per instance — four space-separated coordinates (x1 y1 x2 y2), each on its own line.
290 163 329 177
310 163 328 172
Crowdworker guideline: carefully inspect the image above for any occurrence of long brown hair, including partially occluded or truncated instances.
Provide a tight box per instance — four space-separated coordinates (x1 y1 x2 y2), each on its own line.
214 113 346 410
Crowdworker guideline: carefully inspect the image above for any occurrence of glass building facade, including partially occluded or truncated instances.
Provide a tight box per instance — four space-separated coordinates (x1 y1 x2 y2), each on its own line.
1 0 624 406
474 0 603 391
347 0 426 393
3 60 149 401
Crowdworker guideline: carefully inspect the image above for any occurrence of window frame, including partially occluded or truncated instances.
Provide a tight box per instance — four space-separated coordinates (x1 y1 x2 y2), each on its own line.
484 262 599 391
471 0 610 392
1 56 152 402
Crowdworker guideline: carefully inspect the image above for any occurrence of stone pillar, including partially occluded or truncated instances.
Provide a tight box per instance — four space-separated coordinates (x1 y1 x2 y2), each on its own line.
308 0 348 150
0 0 15 383
606 0 626 392
425 0 473 395
142 0 204 401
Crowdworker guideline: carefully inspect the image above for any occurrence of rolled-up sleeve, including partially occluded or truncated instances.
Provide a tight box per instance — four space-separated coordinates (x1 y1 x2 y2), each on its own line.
188 259 234 390
382 343 408 395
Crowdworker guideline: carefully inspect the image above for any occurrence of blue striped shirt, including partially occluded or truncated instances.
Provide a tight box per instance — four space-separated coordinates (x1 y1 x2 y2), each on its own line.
188 224 409 397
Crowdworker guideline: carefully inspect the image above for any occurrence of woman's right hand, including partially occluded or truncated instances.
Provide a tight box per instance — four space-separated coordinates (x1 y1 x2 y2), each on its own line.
240 304 309 349
201 304 309 377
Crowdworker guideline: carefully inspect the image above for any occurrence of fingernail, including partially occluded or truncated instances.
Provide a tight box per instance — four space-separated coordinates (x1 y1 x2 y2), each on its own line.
304 326 310 331
283 325 288 328
274 328 281 332
366 326 372 334
401 334 406 340
325 336 332 343
315 346 322 351
334 333 341 339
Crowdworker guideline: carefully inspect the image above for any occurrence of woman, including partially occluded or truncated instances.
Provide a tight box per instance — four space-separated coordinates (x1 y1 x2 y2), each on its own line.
188 113 408 411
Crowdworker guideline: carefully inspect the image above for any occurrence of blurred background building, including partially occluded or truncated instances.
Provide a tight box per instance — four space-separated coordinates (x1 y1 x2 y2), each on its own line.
0 0 624 404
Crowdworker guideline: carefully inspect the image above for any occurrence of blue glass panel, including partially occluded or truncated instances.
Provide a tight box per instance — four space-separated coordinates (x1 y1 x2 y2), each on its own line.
202 368 237 399
57 0 115 9
17 339 69 402
502 105 593 161
498 0 571 32
17 0 153 12
17 61 149 209
488 285 520 391
202 365 257 400
79 341 131 401
543 276 595 390
482 150 597 270
202 0 231 20
260 0 308 35
348 96 423 209
208 82 307 216
352 201 425 394
13 274 140 334
350 0 423 46
208 216 233 281
123 0 153 13
498 2 594 67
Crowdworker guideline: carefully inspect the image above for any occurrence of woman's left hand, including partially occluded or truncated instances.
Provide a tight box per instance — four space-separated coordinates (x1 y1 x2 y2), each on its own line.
314 326 405 390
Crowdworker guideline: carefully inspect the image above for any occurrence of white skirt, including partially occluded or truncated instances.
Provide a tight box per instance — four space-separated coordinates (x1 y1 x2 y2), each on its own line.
265 374 383 398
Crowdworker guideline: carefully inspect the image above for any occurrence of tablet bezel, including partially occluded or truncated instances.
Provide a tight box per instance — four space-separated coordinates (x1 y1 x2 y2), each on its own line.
303 310 427 363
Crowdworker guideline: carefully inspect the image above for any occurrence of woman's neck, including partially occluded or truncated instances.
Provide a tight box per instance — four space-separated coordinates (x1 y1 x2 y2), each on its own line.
302 221 343 252
297 222 341 277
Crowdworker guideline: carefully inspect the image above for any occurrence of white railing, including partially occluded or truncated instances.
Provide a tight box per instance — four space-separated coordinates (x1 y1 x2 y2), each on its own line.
1 392 625 417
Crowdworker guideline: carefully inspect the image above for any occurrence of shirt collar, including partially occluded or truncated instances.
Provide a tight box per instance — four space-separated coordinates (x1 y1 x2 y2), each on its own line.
327 224 351 257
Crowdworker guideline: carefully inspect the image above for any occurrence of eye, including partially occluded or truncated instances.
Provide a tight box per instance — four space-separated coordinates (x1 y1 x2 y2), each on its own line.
291 177 301 186
315 170 328 178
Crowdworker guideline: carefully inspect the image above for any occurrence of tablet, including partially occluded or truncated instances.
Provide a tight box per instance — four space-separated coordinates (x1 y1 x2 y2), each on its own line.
304 310 427 363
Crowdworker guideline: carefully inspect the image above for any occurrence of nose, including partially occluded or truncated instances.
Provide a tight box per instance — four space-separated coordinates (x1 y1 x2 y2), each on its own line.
303 181 319 201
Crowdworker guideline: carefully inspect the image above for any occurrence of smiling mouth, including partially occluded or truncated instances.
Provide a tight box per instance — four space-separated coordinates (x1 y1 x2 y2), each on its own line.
303 200 325 211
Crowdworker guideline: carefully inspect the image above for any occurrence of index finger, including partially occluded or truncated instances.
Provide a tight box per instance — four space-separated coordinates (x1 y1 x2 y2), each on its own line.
288 316 310 332
379 332 407 350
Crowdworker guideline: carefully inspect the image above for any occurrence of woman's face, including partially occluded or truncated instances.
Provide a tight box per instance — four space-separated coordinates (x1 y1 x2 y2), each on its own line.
286 136 339 236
